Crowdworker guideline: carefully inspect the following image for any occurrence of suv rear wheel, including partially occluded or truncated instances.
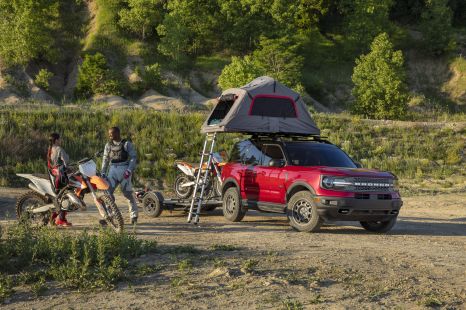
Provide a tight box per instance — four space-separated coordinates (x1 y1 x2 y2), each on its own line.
287 191 322 232
222 187 246 222
360 217 397 233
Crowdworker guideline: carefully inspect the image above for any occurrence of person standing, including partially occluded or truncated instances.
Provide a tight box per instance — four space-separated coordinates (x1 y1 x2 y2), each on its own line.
101 126 139 224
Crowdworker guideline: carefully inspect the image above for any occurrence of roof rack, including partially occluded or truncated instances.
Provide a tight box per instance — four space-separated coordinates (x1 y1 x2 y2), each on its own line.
249 133 330 144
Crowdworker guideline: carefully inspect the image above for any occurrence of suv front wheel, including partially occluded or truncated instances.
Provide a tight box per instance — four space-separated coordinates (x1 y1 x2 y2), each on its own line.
222 187 246 222
287 191 323 232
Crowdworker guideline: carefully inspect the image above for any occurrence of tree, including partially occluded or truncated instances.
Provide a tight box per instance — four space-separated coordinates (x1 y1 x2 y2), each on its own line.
34 69 54 91
118 0 163 40
218 37 304 91
351 33 408 119
420 0 455 55
0 0 59 67
218 56 261 90
339 0 393 51
76 53 121 98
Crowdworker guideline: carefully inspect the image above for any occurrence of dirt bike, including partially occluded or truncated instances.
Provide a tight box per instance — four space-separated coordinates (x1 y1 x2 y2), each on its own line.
174 152 225 203
16 153 124 232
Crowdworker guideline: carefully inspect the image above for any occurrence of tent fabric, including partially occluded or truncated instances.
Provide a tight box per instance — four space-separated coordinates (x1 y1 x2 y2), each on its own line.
201 76 320 136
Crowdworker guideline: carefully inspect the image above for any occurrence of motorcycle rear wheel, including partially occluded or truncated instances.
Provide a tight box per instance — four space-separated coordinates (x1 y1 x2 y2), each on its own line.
100 195 124 233
174 174 194 199
15 191 51 226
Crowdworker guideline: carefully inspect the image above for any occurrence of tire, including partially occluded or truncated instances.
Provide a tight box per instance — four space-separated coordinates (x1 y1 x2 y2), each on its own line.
142 192 163 218
174 174 194 199
222 187 246 222
100 195 124 233
360 217 397 233
16 191 52 226
287 191 323 232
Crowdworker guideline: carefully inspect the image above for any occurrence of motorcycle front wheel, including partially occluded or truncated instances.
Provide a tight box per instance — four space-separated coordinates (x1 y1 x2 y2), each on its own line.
100 194 124 233
15 191 52 226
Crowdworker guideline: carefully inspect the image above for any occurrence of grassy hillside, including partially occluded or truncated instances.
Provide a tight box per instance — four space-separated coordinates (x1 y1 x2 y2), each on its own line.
0 108 464 195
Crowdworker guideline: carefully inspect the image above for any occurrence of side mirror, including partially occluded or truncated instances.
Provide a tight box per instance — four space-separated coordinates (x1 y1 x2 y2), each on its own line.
269 159 285 167
355 162 362 168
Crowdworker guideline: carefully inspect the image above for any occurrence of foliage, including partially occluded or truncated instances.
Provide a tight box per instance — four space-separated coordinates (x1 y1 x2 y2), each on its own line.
118 0 163 40
352 33 408 119
0 223 156 290
76 53 122 98
34 69 54 91
339 0 394 52
218 37 304 91
141 63 163 90
0 0 60 66
420 0 455 55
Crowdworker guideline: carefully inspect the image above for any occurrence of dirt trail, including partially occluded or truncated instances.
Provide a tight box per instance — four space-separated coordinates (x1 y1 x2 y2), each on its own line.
0 188 465 309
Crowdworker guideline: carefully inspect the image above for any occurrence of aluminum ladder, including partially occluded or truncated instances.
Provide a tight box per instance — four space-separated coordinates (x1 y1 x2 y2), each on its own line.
187 133 217 224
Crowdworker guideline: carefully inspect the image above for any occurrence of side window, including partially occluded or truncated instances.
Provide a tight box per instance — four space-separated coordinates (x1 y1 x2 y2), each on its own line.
229 140 262 166
261 144 285 166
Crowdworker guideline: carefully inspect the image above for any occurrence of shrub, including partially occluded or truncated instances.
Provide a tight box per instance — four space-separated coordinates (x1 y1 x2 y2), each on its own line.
351 33 409 119
76 53 122 98
34 69 54 90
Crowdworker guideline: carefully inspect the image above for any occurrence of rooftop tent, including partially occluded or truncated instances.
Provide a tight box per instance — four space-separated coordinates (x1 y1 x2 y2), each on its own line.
201 76 320 136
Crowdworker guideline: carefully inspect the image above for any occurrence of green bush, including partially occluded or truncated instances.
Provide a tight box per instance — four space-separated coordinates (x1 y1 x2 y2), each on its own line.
0 223 156 290
351 33 409 119
76 53 122 98
34 69 54 91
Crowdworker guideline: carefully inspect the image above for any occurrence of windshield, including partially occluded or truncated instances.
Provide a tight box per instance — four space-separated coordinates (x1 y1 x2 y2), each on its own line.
285 142 357 168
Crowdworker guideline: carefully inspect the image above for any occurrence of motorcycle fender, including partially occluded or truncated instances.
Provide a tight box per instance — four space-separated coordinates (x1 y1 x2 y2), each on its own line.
177 164 194 177
90 176 110 190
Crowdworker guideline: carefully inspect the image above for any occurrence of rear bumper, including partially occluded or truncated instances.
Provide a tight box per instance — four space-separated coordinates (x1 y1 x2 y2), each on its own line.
315 195 403 221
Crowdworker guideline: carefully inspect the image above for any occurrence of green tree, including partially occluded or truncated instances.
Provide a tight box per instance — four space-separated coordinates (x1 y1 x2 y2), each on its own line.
76 53 121 98
218 56 261 90
351 33 408 119
269 0 329 33
339 0 393 51
420 0 455 55
0 0 59 66
118 0 163 40
218 37 304 91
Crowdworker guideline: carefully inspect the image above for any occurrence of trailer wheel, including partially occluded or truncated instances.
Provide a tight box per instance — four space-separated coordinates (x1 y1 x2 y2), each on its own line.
142 192 164 218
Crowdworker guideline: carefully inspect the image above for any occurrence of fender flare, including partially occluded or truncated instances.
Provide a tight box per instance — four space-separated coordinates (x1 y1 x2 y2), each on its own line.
286 181 316 202
221 177 240 195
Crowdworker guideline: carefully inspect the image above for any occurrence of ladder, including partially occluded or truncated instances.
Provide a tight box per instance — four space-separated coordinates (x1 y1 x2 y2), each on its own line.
187 133 217 224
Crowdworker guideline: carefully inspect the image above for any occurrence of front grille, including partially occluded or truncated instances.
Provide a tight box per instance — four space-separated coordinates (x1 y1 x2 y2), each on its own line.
377 194 392 200
353 178 392 192
355 193 370 199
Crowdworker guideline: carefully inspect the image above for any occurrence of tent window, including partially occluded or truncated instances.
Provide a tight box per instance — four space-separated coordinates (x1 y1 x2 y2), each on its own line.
249 95 297 118
207 94 236 125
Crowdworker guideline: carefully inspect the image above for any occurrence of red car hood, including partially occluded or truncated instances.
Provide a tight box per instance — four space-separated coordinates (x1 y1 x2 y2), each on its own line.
290 166 394 178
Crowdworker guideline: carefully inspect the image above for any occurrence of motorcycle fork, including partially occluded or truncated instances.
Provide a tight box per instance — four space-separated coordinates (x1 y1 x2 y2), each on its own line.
84 177 109 219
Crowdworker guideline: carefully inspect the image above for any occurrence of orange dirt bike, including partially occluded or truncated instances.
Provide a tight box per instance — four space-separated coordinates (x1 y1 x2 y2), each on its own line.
16 153 124 232
174 152 226 202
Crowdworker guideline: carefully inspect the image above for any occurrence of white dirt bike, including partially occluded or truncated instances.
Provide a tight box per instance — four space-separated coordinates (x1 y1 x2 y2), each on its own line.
174 152 225 205
16 154 124 232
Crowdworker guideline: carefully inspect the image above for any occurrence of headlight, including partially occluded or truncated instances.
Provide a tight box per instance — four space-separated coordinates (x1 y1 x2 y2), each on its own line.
391 178 399 191
321 176 353 190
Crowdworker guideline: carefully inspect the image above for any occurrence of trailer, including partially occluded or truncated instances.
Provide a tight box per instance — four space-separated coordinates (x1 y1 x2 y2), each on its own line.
136 190 222 218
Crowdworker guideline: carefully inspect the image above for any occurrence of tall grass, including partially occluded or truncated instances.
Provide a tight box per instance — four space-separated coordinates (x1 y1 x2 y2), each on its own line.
0 223 156 300
0 108 464 194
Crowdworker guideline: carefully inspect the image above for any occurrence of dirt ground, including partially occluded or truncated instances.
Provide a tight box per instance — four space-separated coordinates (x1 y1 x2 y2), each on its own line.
0 187 465 309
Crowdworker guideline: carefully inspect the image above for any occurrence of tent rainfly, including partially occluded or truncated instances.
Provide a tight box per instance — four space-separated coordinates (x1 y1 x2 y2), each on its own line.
201 76 320 136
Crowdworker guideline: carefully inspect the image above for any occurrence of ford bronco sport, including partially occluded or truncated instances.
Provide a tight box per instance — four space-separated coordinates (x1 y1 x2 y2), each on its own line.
220 136 403 233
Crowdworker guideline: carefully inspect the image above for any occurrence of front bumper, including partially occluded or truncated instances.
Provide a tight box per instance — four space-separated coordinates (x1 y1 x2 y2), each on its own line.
315 195 403 221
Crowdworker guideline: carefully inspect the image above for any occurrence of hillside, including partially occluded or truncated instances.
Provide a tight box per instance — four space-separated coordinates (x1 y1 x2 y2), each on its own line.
0 0 465 114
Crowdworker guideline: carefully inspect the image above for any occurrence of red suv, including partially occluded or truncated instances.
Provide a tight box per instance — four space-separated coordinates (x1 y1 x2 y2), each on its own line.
220 136 403 233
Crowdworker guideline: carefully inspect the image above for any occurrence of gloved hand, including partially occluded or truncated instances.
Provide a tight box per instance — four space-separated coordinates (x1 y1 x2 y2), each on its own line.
123 169 131 179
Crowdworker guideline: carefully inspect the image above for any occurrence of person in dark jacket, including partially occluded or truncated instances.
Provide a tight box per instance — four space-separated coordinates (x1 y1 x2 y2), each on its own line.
101 126 138 224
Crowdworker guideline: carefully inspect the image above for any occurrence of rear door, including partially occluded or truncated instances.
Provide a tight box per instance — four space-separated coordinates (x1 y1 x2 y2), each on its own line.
233 140 263 202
